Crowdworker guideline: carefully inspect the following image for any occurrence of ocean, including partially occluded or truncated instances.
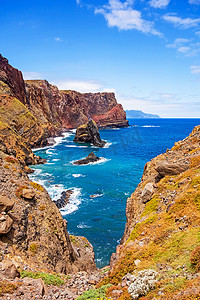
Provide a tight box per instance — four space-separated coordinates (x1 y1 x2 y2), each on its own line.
30 118 200 268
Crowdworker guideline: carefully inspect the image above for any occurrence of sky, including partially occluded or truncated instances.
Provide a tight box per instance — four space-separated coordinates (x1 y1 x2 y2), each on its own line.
0 0 200 117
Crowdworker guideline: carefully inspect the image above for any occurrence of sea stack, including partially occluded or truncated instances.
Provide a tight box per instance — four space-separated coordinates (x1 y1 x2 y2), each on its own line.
74 119 106 147
74 152 101 165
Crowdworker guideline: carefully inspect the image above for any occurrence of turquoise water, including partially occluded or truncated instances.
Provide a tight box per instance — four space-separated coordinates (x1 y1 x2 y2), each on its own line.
30 118 200 268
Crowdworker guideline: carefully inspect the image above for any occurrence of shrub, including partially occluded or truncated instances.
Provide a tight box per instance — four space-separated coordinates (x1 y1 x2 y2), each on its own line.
29 243 38 254
77 284 112 300
5 156 18 164
20 271 65 286
190 246 200 271
30 182 44 191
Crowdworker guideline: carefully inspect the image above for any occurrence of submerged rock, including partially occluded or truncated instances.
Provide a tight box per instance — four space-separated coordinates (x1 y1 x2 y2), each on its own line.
74 120 106 147
53 190 73 209
74 152 101 165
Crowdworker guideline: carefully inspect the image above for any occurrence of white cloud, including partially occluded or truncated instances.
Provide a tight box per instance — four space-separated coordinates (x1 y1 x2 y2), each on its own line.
53 80 116 93
22 72 44 80
166 37 190 48
166 37 200 56
190 65 200 74
177 46 190 53
163 14 200 29
95 0 161 36
149 0 170 9
189 0 200 4
54 37 62 42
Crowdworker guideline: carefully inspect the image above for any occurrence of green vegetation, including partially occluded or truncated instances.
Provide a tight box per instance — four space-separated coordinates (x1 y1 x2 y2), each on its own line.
141 196 159 216
30 182 44 191
20 271 65 286
190 246 200 271
77 284 112 300
29 243 38 254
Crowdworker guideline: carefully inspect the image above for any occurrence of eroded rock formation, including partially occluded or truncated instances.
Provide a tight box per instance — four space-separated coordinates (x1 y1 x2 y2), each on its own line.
74 152 101 165
74 120 106 147
105 125 200 299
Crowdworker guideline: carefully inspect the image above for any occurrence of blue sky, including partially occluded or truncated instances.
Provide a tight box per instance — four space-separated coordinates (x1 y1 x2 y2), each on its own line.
1 0 200 117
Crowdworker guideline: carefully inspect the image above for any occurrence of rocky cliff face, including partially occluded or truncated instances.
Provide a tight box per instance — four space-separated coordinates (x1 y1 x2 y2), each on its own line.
0 150 97 275
102 126 200 299
0 56 100 277
25 80 128 129
0 55 27 105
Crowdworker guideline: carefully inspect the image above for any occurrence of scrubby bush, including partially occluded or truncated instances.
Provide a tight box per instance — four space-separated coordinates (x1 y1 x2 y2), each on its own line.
190 246 200 271
20 271 65 286
77 284 112 300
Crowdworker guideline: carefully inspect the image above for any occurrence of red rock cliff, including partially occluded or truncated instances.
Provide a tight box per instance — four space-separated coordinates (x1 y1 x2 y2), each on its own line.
25 80 129 129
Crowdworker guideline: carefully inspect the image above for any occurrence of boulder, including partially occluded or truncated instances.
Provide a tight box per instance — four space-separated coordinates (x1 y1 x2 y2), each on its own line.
53 190 73 209
22 189 35 200
74 152 101 165
74 119 106 147
156 161 188 177
0 260 20 279
0 195 14 212
141 183 154 203
22 277 46 296
0 213 13 234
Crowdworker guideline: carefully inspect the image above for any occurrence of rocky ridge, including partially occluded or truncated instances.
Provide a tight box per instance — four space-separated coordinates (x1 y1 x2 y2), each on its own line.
99 125 200 299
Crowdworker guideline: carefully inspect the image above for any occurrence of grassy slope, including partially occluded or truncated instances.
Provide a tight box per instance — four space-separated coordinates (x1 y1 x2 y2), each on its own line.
100 126 200 299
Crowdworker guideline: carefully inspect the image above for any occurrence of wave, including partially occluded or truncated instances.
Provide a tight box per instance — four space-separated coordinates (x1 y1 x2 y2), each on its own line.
77 223 91 229
104 141 112 148
65 145 88 148
32 132 73 152
141 125 160 128
52 158 60 161
69 129 76 134
72 174 85 178
90 193 104 198
60 188 82 215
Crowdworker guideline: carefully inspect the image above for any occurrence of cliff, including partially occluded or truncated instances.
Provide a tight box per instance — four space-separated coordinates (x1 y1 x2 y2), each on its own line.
100 126 200 299
25 80 128 129
0 54 128 154
0 56 101 282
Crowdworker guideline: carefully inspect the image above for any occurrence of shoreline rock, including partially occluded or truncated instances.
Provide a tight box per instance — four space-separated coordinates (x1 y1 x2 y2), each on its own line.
74 120 106 147
74 152 101 165
53 190 73 209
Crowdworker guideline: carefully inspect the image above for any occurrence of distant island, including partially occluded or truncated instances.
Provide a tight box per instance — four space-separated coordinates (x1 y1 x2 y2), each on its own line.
126 109 160 119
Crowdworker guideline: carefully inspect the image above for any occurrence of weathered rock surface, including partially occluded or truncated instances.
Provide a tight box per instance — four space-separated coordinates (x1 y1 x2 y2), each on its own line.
0 151 96 274
0 213 13 235
106 125 200 299
0 54 27 105
74 120 106 147
155 160 189 177
53 190 73 209
0 195 14 212
141 183 154 203
0 260 20 279
74 152 101 165
22 188 35 200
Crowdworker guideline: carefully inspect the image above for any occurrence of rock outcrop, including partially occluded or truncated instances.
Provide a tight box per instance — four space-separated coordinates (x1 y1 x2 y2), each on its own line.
74 120 106 147
53 190 73 209
74 152 101 165
102 125 200 299
0 151 97 274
